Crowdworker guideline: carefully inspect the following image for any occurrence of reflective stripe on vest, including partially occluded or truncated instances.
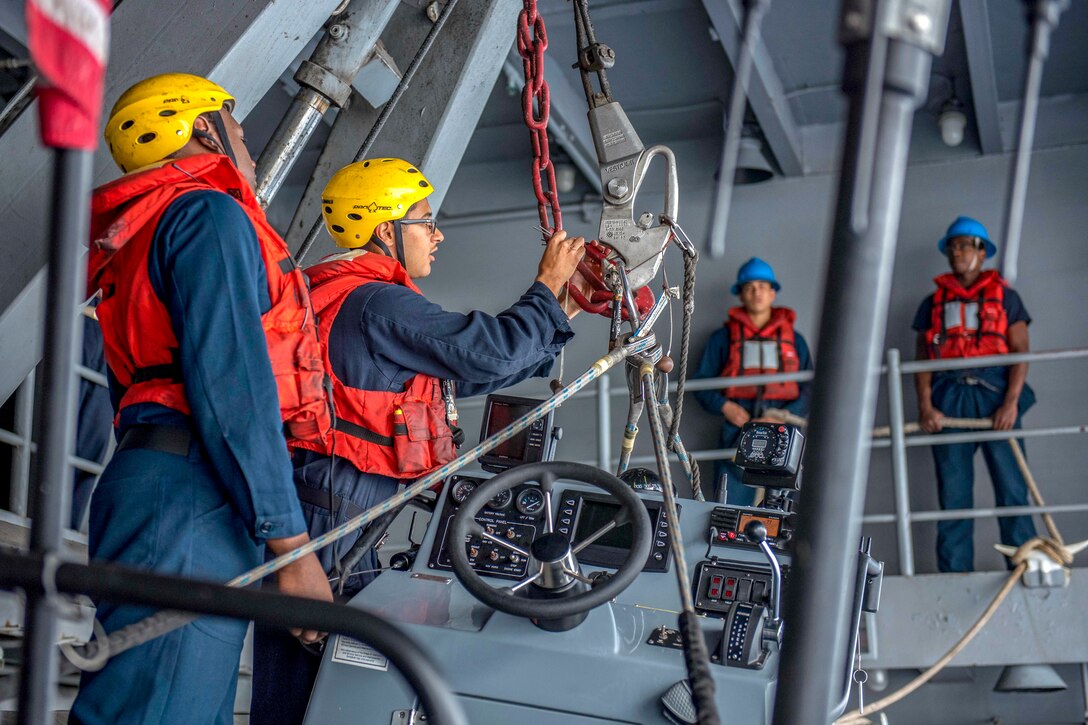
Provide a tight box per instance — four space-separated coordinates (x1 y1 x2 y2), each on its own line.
720 306 800 401
925 270 1009 359
88 154 332 444
289 251 456 479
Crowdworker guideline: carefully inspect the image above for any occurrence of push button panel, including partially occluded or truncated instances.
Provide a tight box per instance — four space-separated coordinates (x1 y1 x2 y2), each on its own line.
693 560 787 617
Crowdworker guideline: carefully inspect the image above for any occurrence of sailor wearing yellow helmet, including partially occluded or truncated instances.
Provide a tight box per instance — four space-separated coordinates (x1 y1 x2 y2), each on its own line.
250 158 587 724
73 73 333 724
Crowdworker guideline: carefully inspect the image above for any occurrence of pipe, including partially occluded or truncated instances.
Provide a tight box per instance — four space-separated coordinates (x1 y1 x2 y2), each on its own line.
18 149 93 725
596 373 611 470
1000 0 1067 285
709 0 772 260
256 88 331 207
898 345 1088 373
879 423 1087 448
0 74 36 138
0 551 468 725
255 0 399 208
885 349 915 576
772 9 942 721
295 0 462 265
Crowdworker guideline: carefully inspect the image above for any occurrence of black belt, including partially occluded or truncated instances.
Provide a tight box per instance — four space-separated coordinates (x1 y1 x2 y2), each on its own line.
116 424 193 457
294 483 365 520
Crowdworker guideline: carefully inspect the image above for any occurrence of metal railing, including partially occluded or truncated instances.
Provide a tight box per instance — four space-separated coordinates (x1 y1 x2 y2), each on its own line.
461 345 1087 576
5 345 1085 574
1 362 109 540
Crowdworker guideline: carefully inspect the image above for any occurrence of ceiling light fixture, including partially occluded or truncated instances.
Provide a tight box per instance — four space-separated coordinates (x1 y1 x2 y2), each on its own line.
938 100 967 147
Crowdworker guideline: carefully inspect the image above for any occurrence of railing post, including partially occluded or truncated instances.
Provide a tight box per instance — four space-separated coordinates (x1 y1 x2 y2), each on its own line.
10 369 35 517
886 348 915 576
597 373 611 470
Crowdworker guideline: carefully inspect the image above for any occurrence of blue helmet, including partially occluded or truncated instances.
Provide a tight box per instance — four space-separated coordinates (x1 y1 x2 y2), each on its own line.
731 257 781 295
938 216 997 258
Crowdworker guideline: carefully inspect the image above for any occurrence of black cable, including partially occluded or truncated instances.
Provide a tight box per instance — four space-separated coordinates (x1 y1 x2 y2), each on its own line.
294 0 462 265
0 551 468 725
678 609 721 725
334 504 402 595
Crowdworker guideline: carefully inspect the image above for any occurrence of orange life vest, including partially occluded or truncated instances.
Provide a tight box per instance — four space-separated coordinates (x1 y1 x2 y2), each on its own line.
925 270 1009 359
289 251 456 479
87 154 331 445
720 306 800 400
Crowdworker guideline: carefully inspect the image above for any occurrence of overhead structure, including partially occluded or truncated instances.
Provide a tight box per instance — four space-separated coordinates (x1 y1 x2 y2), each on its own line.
0 0 345 405
285 0 520 258
958 0 1002 154
255 0 401 207
701 0 803 177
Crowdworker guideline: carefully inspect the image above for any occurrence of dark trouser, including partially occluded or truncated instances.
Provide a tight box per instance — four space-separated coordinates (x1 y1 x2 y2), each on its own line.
71 442 260 725
251 454 399 725
931 379 1036 573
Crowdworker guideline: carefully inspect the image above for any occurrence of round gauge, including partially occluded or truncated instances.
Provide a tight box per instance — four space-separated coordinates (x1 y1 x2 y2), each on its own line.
487 488 513 511
515 487 546 517
450 478 478 504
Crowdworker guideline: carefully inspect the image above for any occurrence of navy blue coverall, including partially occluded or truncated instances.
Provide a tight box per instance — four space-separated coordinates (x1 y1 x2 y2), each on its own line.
71 191 307 725
692 327 813 505
250 274 573 725
912 289 1037 573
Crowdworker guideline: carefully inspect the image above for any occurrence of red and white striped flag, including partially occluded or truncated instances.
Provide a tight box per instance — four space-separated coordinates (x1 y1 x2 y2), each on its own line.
25 0 111 149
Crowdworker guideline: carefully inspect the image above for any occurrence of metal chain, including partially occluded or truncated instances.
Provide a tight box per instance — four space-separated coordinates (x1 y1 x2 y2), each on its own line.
518 0 634 318
517 0 562 236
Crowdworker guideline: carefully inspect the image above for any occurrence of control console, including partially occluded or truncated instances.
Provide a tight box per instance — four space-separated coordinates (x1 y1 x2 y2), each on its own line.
692 560 787 617
427 475 541 581
734 422 804 489
708 505 794 551
565 491 676 572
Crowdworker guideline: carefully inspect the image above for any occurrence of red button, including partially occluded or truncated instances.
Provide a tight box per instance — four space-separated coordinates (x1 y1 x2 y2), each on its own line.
727 531 736 540
779 426 786 432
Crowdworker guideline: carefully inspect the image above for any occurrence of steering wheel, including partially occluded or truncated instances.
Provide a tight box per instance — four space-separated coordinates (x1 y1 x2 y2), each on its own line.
449 461 652 620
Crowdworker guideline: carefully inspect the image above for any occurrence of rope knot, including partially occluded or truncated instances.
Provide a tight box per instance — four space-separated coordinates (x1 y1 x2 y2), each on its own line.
1011 536 1075 568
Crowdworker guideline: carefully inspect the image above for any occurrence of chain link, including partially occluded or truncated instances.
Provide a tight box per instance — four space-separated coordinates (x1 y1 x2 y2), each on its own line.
517 0 562 235
516 0 652 319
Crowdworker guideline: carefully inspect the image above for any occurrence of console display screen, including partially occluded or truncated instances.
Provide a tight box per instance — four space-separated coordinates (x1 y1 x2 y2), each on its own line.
738 513 781 538
482 399 532 462
574 499 633 550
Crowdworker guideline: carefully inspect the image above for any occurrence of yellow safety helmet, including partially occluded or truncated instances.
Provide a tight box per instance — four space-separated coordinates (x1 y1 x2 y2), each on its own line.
321 158 433 248
104 73 235 173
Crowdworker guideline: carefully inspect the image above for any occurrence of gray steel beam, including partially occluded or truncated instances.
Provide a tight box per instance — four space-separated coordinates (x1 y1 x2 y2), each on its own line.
256 0 401 206
700 0 804 176
0 0 343 403
866 571 1088 668
503 53 603 194
0 267 45 406
285 1 521 258
959 0 1003 154
0 0 27 56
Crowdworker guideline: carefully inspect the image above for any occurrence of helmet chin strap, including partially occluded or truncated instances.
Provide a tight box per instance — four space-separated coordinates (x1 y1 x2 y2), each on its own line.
367 223 408 272
393 222 407 272
192 111 238 168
